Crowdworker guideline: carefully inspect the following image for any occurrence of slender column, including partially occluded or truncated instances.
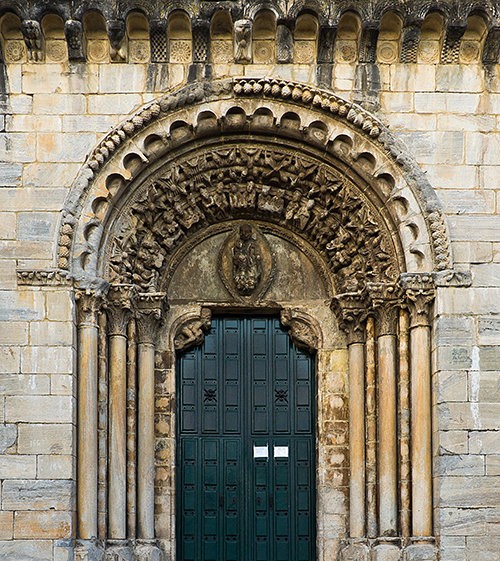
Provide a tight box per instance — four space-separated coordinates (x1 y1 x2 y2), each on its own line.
370 284 401 537
126 320 137 539
398 309 411 537
107 286 133 540
333 294 369 538
365 316 378 538
75 290 102 540
402 275 435 537
97 311 108 539
134 293 167 541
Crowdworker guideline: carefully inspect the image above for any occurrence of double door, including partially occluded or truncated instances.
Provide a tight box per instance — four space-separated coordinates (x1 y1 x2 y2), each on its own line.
176 316 316 561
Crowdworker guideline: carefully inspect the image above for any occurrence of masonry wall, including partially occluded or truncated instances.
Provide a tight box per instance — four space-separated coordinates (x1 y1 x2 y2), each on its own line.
0 7 499 561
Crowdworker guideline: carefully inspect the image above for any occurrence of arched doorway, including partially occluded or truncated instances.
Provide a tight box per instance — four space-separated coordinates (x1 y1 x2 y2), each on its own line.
64 79 451 561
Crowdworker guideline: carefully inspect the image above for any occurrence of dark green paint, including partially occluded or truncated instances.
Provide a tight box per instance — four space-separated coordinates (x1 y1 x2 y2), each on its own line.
176 317 316 561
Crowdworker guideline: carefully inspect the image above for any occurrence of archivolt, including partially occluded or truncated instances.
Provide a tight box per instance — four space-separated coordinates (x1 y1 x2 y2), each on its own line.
58 78 452 291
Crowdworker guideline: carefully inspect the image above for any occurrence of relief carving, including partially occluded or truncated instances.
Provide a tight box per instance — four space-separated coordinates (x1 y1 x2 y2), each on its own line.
280 308 320 353
174 308 212 352
21 20 43 61
219 224 274 301
234 19 252 63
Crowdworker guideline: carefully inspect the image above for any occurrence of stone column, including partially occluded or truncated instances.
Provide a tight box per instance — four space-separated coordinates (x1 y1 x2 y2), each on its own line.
335 294 369 539
75 290 102 540
401 274 435 538
369 284 400 537
134 292 167 541
107 285 134 540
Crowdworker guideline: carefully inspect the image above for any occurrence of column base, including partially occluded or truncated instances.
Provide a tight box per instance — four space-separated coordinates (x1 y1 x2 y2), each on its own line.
74 539 105 561
338 537 436 561
105 540 134 561
404 538 437 561
372 540 402 561
340 539 370 561
135 540 163 561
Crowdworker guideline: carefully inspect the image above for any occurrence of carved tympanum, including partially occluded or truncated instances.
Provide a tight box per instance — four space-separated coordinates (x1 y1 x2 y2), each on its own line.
174 308 212 352
218 223 273 301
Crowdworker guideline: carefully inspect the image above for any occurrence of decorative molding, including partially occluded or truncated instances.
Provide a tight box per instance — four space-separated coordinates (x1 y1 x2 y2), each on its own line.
173 308 212 352
17 269 73 287
280 308 320 353
432 269 472 287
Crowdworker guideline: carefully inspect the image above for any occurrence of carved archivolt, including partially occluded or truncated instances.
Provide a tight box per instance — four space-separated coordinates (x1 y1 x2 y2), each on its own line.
57 78 453 292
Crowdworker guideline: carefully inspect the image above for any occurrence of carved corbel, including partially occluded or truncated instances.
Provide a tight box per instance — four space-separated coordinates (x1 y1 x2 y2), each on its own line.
234 19 252 63
441 24 467 64
359 23 379 64
192 19 210 63
332 291 370 344
367 282 402 336
399 273 435 328
133 292 168 345
65 20 85 62
280 308 320 353
400 20 422 63
106 284 136 335
276 19 293 63
174 308 212 352
21 20 43 62
107 19 127 62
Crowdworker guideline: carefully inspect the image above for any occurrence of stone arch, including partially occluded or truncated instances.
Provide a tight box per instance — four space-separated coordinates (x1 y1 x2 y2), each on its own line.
63 80 458 561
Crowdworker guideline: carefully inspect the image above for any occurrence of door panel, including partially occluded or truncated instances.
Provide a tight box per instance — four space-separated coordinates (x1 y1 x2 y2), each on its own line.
177 316 315 561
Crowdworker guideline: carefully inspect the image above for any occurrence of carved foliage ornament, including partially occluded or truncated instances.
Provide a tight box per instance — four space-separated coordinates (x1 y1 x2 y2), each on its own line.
219 224 273 301
107 145 397 295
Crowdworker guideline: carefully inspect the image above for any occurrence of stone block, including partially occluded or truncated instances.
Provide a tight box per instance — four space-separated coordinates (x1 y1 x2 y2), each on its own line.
0 539 53 560
51 374 74 396
5 395 73 423
477 346 500 372
421 164 477 190
372 543 401 561
437 430 468 455
436 347 472 371
438 402 500 431
436 65 484 93
404 544 437 561
396 131 464 165
0 133 36 163
437 476 500 508
87 93 143 115
37 454 74 479
0 455 37 478
434 371 468 403
452 242 492 265
390 64 435 92
14 510 72 539
440 190 495 215
0 163 22 187
435 454 485 476
23 162 81 188
33 93 86 115
465 535 500 559
9 94 34 114
17 212 57 242
2 479 74 510
62 114 119 133
437 507 488 536
380 92 414 112
435 316 474 346
0 322 27 345
36 132 97 163
0 261 17 291
45 291 73 321
0 374 50 395
0 347 20 374
0 213 16 240
0 188 67 212
446 94 481 113
0 511 13 539
21 346 73 374
386 113 436 131
437 114 496 132
486 455 500 475
0 240 52 261
466 132 500 165
469 431 500 454
17 423 73 454
29 321 73 346
340 542 369 561
452 215 500 242
22 64 98 94
99 64 147 93
7 114 62 132
0 424 17 453
414 92 447 112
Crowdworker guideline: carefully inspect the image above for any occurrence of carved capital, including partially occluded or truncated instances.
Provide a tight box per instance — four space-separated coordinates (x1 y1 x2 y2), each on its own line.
332 292 369 344
106 284 135 336
134 292 168 345
399 273 435 328
280 308 320 353
368 282 402 336
174 309 212 352
75 290 103 328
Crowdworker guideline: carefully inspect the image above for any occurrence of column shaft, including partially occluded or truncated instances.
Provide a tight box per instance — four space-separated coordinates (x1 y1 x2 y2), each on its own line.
349 341 366 538
365 317 378 538
109 331 128 539
377 333 398 536
137 341 156 539
399 310 411 537
77 321 99 539
411 323 432 536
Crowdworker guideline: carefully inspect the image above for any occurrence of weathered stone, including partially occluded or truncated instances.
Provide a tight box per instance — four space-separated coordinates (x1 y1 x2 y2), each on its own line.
469 431 500 454
435 455 485 476
17 423 73 455
404 544 437 561
14 511 72 539
17 213 57 242
0 424 17 453
437 476 500 508
0 511 13 539
5 396 73 423
0 539 52 560
37 454 73 479
372 543 401 561
0 163 22 187
0 455 37 478
2 479 74 511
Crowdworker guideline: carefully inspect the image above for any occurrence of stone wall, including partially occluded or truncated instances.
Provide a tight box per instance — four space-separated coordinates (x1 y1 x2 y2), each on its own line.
0 1 499 560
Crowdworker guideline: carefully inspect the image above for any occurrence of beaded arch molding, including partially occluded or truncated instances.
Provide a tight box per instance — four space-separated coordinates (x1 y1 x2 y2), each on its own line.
57 77 455 294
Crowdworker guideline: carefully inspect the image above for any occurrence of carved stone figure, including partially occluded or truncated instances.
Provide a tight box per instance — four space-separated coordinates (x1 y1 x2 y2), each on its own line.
234 19 252 63
21 20 43 61
232 224 262 295
174 309 212 351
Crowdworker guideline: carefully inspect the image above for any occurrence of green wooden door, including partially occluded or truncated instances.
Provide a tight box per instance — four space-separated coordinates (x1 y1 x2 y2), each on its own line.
176 316 316 561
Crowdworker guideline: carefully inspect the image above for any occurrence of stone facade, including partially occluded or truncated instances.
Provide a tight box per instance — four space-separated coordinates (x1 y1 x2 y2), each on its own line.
0 1 499 560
